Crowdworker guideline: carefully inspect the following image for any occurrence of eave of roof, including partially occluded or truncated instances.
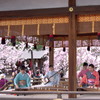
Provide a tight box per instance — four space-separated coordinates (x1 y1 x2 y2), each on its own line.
0 5 100 19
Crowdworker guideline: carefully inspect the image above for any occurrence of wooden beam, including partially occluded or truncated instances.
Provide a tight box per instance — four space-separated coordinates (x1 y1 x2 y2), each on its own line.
77 32 97 36
68 13 77 98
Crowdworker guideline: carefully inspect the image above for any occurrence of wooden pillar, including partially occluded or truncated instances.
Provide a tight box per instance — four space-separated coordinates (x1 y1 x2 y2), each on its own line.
69 0 76 6
38 59 42 71
68 0 77 98
68 13 77 98
49 40 54 66
29 50 35 75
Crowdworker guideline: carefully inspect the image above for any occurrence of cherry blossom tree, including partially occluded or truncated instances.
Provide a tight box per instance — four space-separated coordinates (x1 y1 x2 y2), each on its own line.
44 47 100 74
0 37 100 75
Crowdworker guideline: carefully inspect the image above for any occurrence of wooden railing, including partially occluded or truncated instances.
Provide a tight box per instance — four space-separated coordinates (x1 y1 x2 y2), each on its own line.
1 90 100 99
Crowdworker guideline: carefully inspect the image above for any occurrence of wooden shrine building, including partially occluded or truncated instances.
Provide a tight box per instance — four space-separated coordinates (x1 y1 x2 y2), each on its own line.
0 0 100 98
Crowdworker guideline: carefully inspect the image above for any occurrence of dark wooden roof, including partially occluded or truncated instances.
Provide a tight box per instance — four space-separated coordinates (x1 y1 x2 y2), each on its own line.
0 7 69 19
0 0 68 11
0 0 100 19
0 6 100 19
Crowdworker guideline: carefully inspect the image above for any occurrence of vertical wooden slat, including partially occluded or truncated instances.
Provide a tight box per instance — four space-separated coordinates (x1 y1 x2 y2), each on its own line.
92 21 95 32
22 25 24 36
37 24 40 35
7 25 10 36
53 23 55 35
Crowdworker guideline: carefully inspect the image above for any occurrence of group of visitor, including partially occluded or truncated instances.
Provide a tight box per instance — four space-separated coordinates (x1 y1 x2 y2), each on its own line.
0 63 60 89
14 65 60 88
78 62 100 88
1 60 99 90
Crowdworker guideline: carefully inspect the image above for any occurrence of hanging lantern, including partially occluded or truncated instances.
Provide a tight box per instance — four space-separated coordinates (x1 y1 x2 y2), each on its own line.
98 33 100 40
25 42 28 48
34 44 37 49
62 41 66 52
63 47 66 52
87 46 90 51
49 35 54 41
1 37 5 44
49 47 51 51
12 42 16 46
25 36 28 49
43 45 45 50
43 37 45 50
11 36 16 46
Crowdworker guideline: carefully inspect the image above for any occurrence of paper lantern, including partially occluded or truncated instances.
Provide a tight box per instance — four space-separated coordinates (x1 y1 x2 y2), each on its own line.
1 37 5 44
87 46 90 51
49 47 51 51
25 42 28 48
43 45 45 50
49 35 54 41
63 47 66 52
11 36 16 46
34 44 37 49
98 33 100 40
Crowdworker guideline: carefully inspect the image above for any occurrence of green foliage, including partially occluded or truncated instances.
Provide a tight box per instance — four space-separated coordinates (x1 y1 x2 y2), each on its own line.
32 44 43 51
36 45 43 50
